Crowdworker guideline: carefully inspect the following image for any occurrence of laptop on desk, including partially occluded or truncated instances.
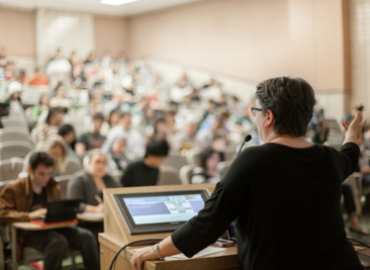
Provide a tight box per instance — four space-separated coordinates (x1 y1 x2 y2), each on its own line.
30 199 81 226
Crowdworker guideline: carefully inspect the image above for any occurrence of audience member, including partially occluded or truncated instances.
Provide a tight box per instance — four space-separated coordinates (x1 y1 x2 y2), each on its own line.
28 68 49 86
191 147 221 184
108 108 121 128
150 118 168 141
0 152 99 270
37 107 64 142
67 150 121 242
22 135 68 176
76 112 106 155
120 138 169 187
102 112 145 160
58 124 77 155
5 81 23 111
31 93 50 122
171 120 200 151
106 135 131 171
50 83 72 108
342 183 369 235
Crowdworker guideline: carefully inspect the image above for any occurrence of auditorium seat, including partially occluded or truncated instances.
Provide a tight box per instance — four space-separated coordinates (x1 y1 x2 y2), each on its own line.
0 158 24 181
185 148 202 166
0 141 33 161
1 120 27 131
216 160 233 175
162 153 188 173
0 130 33 144
55 174 73 199
62 157 82 175
157 166 181 185
179 164 197 185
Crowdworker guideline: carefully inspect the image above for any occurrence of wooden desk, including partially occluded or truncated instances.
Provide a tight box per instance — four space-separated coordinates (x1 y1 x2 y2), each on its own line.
10 221 77 270
76 213 104 222
12 221 77 231
99 233 241 270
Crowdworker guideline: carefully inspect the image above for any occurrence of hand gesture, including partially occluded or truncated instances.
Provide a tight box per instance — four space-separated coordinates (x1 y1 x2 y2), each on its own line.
342 112 367 136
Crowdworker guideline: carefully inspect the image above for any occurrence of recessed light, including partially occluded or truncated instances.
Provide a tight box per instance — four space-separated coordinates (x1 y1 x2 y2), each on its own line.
101 0 138 6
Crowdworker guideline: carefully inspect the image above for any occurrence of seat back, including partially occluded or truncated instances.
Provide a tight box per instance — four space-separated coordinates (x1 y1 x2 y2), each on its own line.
157 166 182 186
54 174 73 199
0 142 33 161
0 158 24 182
216 160 233 175
1 119 27 129
224 150 237 161
0 132 32 144
179 164 197 185
162 153 187 173
62 156 82 176
185 148 202 166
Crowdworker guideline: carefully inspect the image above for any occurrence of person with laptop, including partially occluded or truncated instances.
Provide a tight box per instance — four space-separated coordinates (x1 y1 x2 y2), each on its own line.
120 138 169 187
0 152 99 270
131 77 365 270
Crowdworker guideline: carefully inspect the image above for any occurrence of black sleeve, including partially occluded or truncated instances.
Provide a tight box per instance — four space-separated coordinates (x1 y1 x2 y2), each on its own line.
171 149 252 257
120 164 134 187
338 142 360 182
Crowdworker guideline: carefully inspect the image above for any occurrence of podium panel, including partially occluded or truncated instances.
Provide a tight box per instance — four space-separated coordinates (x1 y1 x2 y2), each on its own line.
100 184 241 270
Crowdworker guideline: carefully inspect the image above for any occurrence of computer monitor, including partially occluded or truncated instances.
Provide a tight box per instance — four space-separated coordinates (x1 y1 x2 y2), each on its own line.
112 189 210 235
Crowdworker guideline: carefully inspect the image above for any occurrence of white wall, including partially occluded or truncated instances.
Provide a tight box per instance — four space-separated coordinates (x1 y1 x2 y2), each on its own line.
36 9 95 67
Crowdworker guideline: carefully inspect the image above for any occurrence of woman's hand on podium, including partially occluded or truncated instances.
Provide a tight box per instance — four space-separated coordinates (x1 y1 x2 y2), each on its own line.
130 246 158 270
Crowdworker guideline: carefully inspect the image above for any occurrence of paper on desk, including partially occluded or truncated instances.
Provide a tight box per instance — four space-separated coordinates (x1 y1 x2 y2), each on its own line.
164 247 226 261
80 213 104 218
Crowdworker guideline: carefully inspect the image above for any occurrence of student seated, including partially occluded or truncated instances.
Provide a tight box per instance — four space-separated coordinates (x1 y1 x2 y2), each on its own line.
76 112 106 155
22 135 68 176
106 135 131 171
120 138 169 187
37 107 64 142
191 147 221 184
58 124 77 156
0 152 99 270
67 151 121 239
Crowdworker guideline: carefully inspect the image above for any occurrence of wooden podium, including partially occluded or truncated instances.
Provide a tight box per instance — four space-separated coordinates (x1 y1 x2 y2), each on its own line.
99 184 241 270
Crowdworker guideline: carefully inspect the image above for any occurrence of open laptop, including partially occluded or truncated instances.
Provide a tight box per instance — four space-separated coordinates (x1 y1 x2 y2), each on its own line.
30 199 81 226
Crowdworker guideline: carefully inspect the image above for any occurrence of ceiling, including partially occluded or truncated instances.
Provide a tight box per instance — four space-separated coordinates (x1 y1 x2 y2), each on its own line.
0 0 202 16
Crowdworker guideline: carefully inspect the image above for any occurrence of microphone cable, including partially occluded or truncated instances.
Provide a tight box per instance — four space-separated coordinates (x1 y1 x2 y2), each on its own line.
109 238 163 270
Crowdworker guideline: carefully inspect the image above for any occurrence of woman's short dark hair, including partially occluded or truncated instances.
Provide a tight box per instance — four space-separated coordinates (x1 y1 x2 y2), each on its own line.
92 112 105 121
200 147 217 170
144 138 170 158
255 77 316 137
29 152 55 171
58 124 75 137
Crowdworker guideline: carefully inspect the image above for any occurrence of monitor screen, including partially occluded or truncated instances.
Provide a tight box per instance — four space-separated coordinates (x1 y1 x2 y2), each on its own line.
112 190 210 235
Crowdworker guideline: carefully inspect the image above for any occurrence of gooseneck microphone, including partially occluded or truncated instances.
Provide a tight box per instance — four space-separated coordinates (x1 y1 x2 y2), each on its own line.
238 134 252 155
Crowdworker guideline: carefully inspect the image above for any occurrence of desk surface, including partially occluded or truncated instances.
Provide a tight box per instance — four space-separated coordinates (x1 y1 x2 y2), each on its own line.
99 233 240 270
12 221 77 231
76 213 104 222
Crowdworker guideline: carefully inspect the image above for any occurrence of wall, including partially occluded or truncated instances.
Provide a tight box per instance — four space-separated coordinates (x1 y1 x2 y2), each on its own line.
348 0 370 119
127 0 347 92
0 7 36 57
95 15 128 58
36 9 95 68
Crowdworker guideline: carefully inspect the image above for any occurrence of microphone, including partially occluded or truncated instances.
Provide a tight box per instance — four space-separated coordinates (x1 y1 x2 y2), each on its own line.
238 134 252 155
